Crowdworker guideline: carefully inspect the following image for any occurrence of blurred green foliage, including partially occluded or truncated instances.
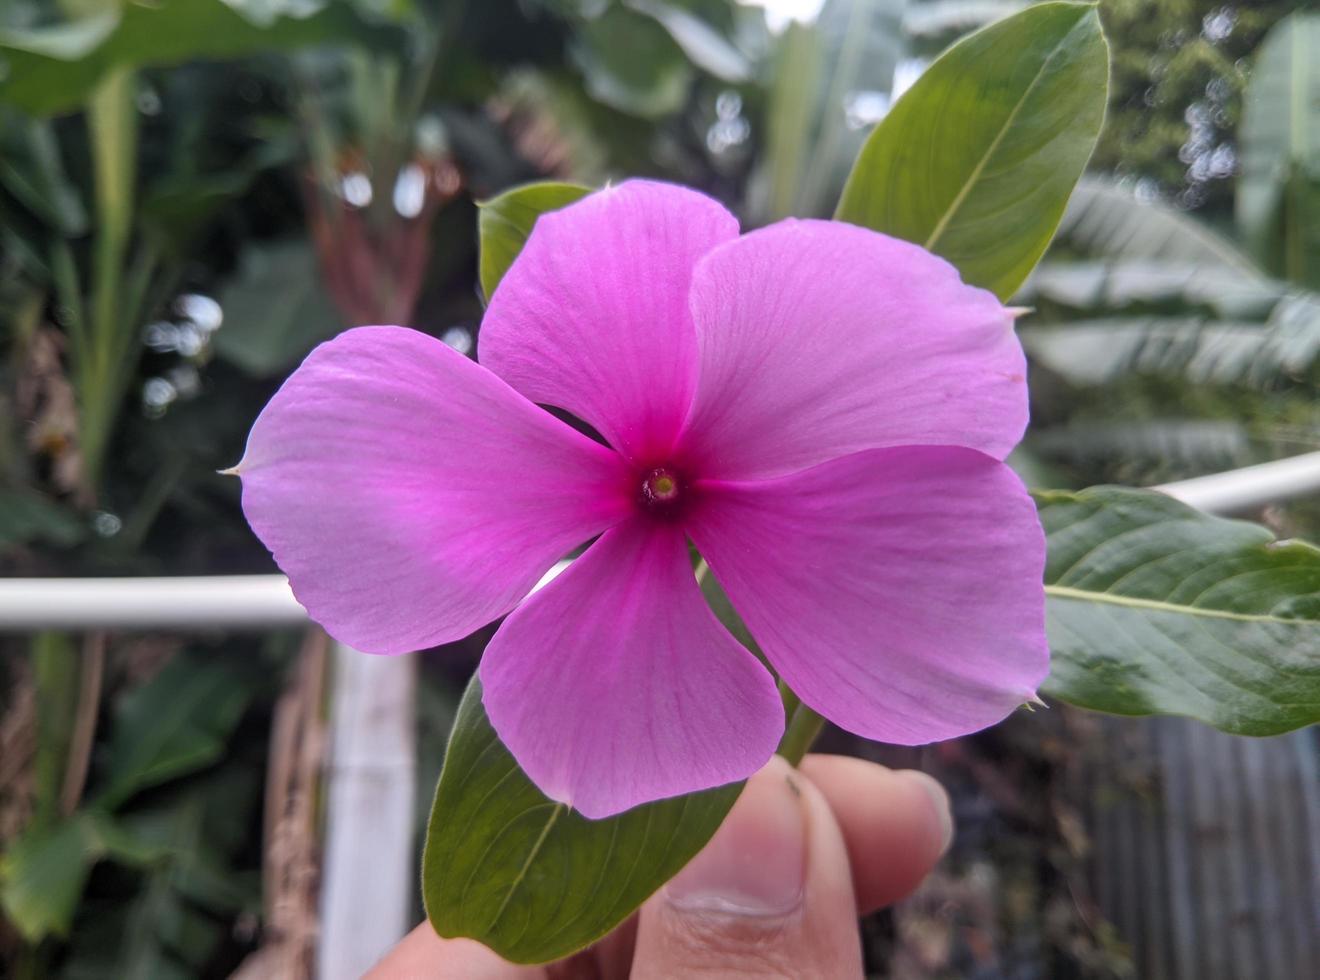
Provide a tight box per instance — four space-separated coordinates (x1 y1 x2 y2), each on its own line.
1236 11 1320 287
1094 0 1305 215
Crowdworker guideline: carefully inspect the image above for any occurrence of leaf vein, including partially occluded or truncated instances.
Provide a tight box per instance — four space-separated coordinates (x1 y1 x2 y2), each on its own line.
1046 585 1317 624
923 25 1074 252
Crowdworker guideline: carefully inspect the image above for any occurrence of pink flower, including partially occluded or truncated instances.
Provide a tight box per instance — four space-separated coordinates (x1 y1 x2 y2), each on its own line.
236 181 1048 818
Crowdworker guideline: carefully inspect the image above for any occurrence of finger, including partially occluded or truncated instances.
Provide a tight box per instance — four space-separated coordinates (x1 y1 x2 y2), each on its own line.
800 753 953 913
364 923 545 979
630 754 864 979
545 916 637 980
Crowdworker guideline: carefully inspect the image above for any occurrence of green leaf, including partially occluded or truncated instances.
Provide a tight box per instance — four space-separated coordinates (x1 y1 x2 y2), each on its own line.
789 0 907 220
571 6 693 118
750 20 821 223
699 563 765 662
1057 177 1263 278
95 654 253 810
478 182 592 302
0 107 87 235
902 1 1031 40
1028 421 1251 477
1236 13 1320 288
0 0 403 116
60 765 263 978
629 0 749 83
211 239 346 377
423 676 741 965
835 1 1108 299
1037 486 1320 736
138 172 252 251
1 816 98 941
0 810 147 941
138 139 294 251
1021 298 1320 391
1020 258 1284 321
0 489 85 550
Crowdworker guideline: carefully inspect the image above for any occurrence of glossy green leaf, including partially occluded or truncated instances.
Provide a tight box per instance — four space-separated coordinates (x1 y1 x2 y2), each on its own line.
211 239 346 377
0 0 402 116
835 1 1108 299
478 182 592 302
1037 486 1320 735
423 677 741 965
1236 13 1320 288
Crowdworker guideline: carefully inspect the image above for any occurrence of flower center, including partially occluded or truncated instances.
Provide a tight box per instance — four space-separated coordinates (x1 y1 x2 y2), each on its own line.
639 465 685 518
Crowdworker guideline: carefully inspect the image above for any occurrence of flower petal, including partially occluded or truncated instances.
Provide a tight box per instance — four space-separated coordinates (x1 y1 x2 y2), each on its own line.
688 446 1048 744
678 219 1028 480
238 326 632 654
478 180 739 464
480 520 783 818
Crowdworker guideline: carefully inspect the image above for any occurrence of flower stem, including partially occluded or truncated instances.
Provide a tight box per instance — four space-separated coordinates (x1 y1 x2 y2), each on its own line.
776 684 826 766
699 561 826 765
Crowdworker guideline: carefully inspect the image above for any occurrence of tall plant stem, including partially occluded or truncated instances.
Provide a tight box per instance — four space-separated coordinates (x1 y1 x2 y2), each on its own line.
60 632 104 815
776 684 826 766
76 67 139 494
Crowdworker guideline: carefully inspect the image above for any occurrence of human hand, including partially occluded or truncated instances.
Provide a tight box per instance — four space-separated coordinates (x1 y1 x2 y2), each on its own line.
369 753 953 978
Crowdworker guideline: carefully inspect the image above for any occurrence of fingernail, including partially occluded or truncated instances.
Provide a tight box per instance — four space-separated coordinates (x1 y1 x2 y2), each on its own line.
664 757 806 916
898 769 954 856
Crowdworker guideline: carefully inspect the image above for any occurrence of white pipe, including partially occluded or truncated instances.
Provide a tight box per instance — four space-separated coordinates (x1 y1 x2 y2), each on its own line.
0 574 306 630
1 445 1317 635
6 446 1318 634
1156 450 1320 515
0 561 570 632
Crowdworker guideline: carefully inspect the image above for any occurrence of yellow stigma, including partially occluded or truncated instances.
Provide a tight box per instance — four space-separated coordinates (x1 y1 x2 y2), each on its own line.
639 465 684 516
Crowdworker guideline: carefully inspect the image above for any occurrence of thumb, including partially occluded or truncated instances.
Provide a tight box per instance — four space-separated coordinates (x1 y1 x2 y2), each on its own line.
631 755 863 979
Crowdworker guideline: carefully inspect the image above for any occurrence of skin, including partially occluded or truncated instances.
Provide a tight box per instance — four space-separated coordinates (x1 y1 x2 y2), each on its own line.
368 754 954 979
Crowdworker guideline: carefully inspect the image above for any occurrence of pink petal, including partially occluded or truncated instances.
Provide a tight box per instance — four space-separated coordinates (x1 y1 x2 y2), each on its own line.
237 326 632 654
479 520 783 818
477 180 739 465
677 219 1028 480
688 446 1048 744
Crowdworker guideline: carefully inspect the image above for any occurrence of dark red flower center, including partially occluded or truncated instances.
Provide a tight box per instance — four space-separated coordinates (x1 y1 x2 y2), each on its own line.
638 465 685 519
